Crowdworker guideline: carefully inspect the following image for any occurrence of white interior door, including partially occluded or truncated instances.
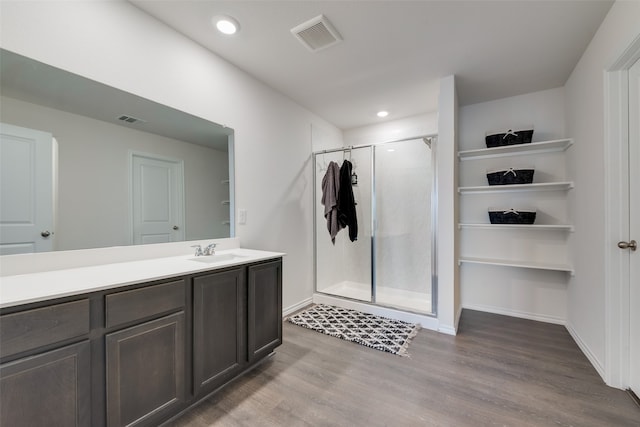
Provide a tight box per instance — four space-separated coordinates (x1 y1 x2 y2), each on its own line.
628 58 640 395
0 123 54 254
131 153 185 245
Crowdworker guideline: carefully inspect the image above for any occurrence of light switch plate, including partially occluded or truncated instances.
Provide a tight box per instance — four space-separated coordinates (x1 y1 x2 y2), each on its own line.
238 209 247 225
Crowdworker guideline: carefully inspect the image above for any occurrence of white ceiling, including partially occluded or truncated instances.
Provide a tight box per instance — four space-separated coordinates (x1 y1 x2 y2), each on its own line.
130 0 613 131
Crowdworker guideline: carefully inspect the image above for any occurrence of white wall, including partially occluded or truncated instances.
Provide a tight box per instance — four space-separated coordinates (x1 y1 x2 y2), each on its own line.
0 1 343 311
436 75 459 334
344 112 438 147
458 88 570 324
458 88 566 151
1 95 229 250
564 0 640 381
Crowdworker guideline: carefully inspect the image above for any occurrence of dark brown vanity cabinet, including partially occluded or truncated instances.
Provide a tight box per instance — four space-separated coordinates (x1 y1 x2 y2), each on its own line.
247 260 282 362
105 313 186 427
193 267 246 396
0 257 282 427
0 300 92 427
192 259 283 395
1 341 91 426
104 280 187 427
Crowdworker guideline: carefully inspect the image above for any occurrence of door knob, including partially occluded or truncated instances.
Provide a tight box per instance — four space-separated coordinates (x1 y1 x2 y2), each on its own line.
173 225 179 230
41 230 51 238
617 240 637 251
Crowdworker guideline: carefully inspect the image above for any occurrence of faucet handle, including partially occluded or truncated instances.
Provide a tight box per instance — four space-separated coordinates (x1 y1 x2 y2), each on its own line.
191 244 203 256
204 243 217 256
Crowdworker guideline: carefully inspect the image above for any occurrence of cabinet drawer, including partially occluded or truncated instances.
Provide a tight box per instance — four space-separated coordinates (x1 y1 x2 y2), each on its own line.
105 279 185 328
0 299 90 359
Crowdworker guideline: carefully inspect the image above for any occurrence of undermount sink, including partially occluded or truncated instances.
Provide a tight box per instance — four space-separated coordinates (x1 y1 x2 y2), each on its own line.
189 253 245 264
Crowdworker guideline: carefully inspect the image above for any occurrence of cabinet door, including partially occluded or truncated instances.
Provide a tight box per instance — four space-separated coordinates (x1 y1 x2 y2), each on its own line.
105 312 185 427
1 341 91 427
193 268 245 395
248 260 282 363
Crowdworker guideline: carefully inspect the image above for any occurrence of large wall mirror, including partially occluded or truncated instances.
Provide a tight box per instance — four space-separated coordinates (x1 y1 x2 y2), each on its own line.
0 49 234 254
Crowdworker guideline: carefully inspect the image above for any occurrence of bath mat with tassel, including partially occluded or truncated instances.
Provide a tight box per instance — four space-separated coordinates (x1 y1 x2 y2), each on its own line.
286 304 420 356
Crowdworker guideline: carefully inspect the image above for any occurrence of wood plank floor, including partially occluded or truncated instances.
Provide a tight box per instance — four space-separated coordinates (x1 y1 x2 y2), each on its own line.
168 309 639 426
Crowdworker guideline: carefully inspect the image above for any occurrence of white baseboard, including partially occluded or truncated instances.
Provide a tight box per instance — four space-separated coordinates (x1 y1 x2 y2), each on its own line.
438 325 457 336
461 303 566 325
565 322 606 382
312 293 440 331
282 297 313 317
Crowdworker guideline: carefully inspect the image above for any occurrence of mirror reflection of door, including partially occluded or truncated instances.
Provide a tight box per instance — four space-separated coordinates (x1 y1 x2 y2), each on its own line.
0 123 55 254
130 153 185 245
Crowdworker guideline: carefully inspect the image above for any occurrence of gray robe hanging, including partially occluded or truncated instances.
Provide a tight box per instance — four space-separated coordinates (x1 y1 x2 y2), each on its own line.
321 161 342 244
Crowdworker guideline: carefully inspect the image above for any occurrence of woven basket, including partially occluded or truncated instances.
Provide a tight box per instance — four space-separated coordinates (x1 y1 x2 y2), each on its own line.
485 128 534 148
488 208 536 224
486 168 534 185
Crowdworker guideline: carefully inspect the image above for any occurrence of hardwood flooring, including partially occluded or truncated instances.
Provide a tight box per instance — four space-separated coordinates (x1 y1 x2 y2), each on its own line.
168 309 639 426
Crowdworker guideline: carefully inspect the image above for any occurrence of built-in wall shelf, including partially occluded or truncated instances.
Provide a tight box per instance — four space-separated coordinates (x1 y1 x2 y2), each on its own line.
221 200 230 205
458 182 574 194
458 138 573 160
221 180 230 184
222 220 230 225
458 257 574 275
458 223 574 232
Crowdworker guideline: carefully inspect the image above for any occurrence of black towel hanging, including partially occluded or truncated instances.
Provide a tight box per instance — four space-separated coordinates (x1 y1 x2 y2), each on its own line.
337 159 358 242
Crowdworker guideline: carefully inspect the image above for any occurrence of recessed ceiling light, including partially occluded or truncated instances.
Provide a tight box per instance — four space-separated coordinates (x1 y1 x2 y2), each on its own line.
214 15 239 35
387 148 396 152
377 111 389 118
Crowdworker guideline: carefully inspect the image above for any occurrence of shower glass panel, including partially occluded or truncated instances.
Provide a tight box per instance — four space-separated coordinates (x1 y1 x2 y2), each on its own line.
374 139 433 314
315 147 372 302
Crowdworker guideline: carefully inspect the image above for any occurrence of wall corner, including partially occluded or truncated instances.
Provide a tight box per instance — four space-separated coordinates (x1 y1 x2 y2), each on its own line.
436 75 460 334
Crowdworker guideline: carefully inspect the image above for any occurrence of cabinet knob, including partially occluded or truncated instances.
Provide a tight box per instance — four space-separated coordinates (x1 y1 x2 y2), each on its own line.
41 230 51 238
173 225 179 230
617 240 637 251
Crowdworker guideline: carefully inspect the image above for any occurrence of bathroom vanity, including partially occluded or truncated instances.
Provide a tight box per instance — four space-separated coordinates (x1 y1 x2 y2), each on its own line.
0 248 283 427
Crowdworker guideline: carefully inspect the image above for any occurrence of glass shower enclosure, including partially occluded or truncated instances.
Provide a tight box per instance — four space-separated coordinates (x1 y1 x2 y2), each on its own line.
313 137 436 315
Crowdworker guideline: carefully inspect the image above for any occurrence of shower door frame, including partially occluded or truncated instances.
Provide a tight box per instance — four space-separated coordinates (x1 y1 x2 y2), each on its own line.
312 135 438 316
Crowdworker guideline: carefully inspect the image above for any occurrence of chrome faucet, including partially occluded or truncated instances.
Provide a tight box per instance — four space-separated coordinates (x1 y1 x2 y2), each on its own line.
203 243 217 256
191 243 217 256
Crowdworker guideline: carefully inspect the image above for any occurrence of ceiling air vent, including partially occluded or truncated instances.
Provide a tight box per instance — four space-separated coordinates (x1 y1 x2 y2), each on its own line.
117 115 146 124
291 14 342 53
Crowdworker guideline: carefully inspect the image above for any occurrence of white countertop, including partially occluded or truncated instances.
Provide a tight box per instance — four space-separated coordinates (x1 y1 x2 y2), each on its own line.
0 248 284 309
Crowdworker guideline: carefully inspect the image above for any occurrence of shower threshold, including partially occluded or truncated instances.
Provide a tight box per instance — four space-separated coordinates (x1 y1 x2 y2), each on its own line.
315 281 437 330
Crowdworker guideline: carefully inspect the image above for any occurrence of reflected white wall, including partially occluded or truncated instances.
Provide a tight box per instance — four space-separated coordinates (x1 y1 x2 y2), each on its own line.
1 95 230 251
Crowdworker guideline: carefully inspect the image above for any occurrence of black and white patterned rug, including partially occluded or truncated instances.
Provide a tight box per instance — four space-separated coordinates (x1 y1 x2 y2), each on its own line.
286 304 420 357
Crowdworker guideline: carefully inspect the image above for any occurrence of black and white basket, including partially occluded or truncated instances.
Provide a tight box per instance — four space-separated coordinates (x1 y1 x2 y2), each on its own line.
485 127 534 148
486 168 535 185
488 208 536 224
